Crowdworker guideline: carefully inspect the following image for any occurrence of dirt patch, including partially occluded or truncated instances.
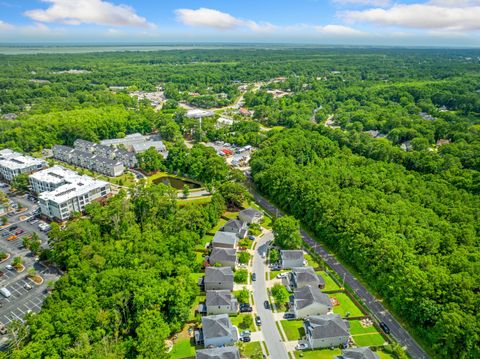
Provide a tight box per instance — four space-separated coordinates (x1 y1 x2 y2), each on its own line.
330 296 340 306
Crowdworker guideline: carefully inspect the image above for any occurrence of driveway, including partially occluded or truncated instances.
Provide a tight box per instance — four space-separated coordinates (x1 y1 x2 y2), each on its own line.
252 231 289 359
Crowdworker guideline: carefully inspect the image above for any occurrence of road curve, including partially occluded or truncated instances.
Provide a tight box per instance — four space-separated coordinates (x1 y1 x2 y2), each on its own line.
249 188 429 359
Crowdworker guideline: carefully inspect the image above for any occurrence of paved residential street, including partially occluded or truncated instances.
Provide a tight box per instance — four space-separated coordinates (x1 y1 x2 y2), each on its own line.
251 231 289 359
249 187 429 359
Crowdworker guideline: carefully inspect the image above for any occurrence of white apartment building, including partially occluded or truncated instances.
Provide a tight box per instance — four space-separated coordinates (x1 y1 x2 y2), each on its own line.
32 166 111 221
0 149 47 181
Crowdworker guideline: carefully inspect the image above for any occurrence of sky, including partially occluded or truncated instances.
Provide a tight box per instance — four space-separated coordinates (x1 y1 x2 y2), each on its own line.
0 0 479 47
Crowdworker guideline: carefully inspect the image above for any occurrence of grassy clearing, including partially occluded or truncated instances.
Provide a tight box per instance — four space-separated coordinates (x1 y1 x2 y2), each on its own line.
170 330 196 359
352 332 387 347
280 320 305 341
188 294 205 321
349 320 380 335
178 196 212 206
239 341 263 358
230 313 256 331
269 269 288 280
316 271 340 291
376 350 396 359
210 218 228 233
329 292 364 318
294 348 342 359
224 211 240 219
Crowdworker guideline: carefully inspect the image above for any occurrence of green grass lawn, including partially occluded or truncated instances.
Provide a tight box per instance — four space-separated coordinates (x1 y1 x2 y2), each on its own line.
280 320 305 341
377 351 396 359
269 269 288 280
170 336 196 359
304 254 320 269
352 332 387 347
349 320 380 335
230 313 256 331
239 341 263 358
224 211 240 219
188 294 205 321
294 348 342 359
316 271 340 291
190 272 204 286
210 218 227 233
329 292 364 318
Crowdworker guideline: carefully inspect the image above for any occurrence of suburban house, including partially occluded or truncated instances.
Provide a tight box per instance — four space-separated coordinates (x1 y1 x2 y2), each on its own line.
336 347 380 359
304 314 350 349
238 208 263 224
196 347 240 359
284 267 325 291
209 248 237 269
280 250 305 269
222 219 248 239
205 290 238 315
212 232 238 249
203 267 234 291
291 285 332 318
198 314 238 348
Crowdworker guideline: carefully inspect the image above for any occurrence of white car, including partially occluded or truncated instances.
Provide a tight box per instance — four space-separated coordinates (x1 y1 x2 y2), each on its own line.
277 273 287 279
295 343 308 350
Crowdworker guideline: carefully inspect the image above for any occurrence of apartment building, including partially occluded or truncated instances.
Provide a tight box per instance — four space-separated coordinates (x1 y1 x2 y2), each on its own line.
0 149 47 181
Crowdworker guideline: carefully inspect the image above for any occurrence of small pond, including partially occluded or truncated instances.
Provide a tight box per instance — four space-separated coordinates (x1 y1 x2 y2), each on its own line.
153 176 201 190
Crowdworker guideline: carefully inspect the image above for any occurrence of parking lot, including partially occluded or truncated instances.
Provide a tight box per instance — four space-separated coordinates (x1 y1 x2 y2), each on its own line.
0 184 61 333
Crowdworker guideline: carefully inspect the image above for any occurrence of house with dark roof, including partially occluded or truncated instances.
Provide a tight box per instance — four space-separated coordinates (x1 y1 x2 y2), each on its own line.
205 290 238 315
284 267 325 291
238 208 263 224
280 250 305 269
209 248 237 269
222 219 248 239
304 314 350 349
199 314 238 348
291 285 332 318
336 347 380 359
212 232 238 249
204 267 234 291
196 346 240 359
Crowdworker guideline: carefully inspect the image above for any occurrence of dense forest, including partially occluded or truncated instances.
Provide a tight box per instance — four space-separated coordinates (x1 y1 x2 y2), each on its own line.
4 185 226 358
1 47 479 358
250 129 479 358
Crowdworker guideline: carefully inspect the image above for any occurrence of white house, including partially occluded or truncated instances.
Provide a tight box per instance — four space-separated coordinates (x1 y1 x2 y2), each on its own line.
205 290 238 315
304 314 350 349
291 285 332 319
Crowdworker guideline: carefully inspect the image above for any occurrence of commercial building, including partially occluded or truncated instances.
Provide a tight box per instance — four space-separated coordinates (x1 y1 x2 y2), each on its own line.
0 149 47 181
32 166 111 221
100 133 168 158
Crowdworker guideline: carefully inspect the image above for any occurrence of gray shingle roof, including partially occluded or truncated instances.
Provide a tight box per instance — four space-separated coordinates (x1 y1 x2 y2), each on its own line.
292 267 325 287
196 346 240 359
281 250 304 261
205 267 234 283
223 219 244 231
305 314 349 340
294 285 331 309
206 290 235 306
210 248 237 263
202 314 233 340
213 232 238 246
239 207 262 221
340 347 380 359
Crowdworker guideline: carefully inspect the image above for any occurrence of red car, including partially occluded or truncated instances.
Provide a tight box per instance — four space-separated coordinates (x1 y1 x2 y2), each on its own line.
15 229 24 235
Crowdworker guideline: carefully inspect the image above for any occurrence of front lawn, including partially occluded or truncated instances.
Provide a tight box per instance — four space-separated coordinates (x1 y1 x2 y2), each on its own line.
224 211 239 219
280 320 305 341
316 271 340 291
294 348 342 359
210 218 227 233
352 332 387 347
269 269 288 280
329 292 364 318
377 351 396 359
230 313 256 331
239 341 263 358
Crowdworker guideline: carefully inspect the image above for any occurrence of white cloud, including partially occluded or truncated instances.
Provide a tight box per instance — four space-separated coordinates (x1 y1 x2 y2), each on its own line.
333 0 391 6
341 1 480 31
0 20 13 30
316 24 366 35
24 0 154 28
175 7 275 32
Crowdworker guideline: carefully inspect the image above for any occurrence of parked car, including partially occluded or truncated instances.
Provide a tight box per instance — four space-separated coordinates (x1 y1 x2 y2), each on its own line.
240 330 251 337
241 336 251 342
379 321 391 334
295 343 308 350
277 273 287 279
1 232 9 238
10 225 17 230
240 305 253 313
15 229 24 235
6 235 17 241
264 300 270 310
5 265 13 271
24 283 32 290
0 287 11 298
251 273 256 281
283 313 296 319
248 235 255 240
0 324 6 335
255 316 262 326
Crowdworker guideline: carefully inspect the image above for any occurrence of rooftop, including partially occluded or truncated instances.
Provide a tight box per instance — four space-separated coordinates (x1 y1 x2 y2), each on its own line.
29 165 79 185
206 290 236 307
294 285 331 309
205 267 234 283
213 232 238 246
202 314 234 340
339 347 380 359
281 250 304 261
305 314 349 340
0 150 46 170
196 347 240 359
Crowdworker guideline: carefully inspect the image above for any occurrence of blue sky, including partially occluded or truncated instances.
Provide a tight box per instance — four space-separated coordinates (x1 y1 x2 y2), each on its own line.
0 0 479 46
